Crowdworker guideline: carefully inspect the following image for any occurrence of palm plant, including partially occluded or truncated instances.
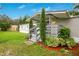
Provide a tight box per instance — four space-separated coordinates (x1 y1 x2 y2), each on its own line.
74 4 79 9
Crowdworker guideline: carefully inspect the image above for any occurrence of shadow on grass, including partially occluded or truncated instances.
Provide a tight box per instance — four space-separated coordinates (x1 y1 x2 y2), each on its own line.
0 39 9 44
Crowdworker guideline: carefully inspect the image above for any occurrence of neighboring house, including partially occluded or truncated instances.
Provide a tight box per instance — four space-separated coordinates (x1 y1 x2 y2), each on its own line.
29 10 79 43
9 25 18 31
19 24 29 33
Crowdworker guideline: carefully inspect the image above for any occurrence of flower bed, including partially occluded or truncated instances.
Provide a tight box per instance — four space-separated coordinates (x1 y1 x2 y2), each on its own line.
37 42 79 51
37 42 63 51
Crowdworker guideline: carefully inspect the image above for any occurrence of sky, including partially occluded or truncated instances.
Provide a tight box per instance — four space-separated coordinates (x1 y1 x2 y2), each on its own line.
0 3 74 19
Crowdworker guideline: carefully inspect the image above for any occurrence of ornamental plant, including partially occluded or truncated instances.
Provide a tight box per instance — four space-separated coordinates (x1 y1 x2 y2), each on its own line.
45 37 76 48
58 27 70 39
66 38 76 49
29 19 33 38
45 37 66 47
29 19 33 29
59 38 66 46
45 37 60 47
39 8 46 43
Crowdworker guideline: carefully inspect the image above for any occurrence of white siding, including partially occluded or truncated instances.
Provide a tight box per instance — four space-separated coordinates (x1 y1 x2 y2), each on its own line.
74 37 79 43
19 24 29 33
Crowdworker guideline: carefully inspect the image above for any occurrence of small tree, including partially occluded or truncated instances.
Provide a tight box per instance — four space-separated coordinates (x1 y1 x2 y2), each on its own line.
29 19 33 39
39 8 46 43
29 20 33 28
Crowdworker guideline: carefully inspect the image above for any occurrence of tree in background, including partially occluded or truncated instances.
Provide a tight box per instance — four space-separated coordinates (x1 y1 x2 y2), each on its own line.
0 15 12 23
0 14 30 31
0 22 11 31
18 16 30 24
74 4 79 9
14 16 30 31
39 8 46 43
0 15 11 31
69 4 79 16
69 10 79 16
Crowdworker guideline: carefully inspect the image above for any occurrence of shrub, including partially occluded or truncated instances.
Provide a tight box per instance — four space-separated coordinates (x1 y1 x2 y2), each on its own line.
45 36 76 48
45 38 52 46
66 38 76 49
59 38 66 46
45 37 66 47
0 22 11 31
45 37 53 46
51 37 60 47
60 48 72 56
45 37 60 47
58 27 70 39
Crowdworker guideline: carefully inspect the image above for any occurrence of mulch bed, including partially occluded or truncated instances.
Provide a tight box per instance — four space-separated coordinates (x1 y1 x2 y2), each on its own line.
37 41 79 55
37 42 63 51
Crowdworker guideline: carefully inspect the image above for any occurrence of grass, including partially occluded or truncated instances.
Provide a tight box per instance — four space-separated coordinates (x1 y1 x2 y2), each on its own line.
0 31 58 56
1 31 78 56
0 31 26 44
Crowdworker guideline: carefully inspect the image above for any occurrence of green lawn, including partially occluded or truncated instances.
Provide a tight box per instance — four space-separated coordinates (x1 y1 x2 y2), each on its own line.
0 31 26 44
0 31 58 56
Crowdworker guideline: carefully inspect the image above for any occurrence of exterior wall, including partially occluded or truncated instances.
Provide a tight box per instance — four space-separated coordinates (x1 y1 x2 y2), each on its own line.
51 24 59 37
19 24 29 33
52 17 79 43
46 23 59 37
29 16 59 42
46 16 59 37
53 17 79 37
29 13 79 43
68 17 79 37
9 25 18 31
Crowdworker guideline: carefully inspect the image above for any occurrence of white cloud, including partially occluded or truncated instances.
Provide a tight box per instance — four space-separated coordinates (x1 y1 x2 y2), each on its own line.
37 8 42 12
32 9 37 12
32 8 41 13
37 7 51 12
18 5 26 9
32 7 51 13
45 7 51 11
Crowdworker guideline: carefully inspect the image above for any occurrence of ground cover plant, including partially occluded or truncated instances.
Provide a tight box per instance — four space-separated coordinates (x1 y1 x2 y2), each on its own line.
45 37 76 49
